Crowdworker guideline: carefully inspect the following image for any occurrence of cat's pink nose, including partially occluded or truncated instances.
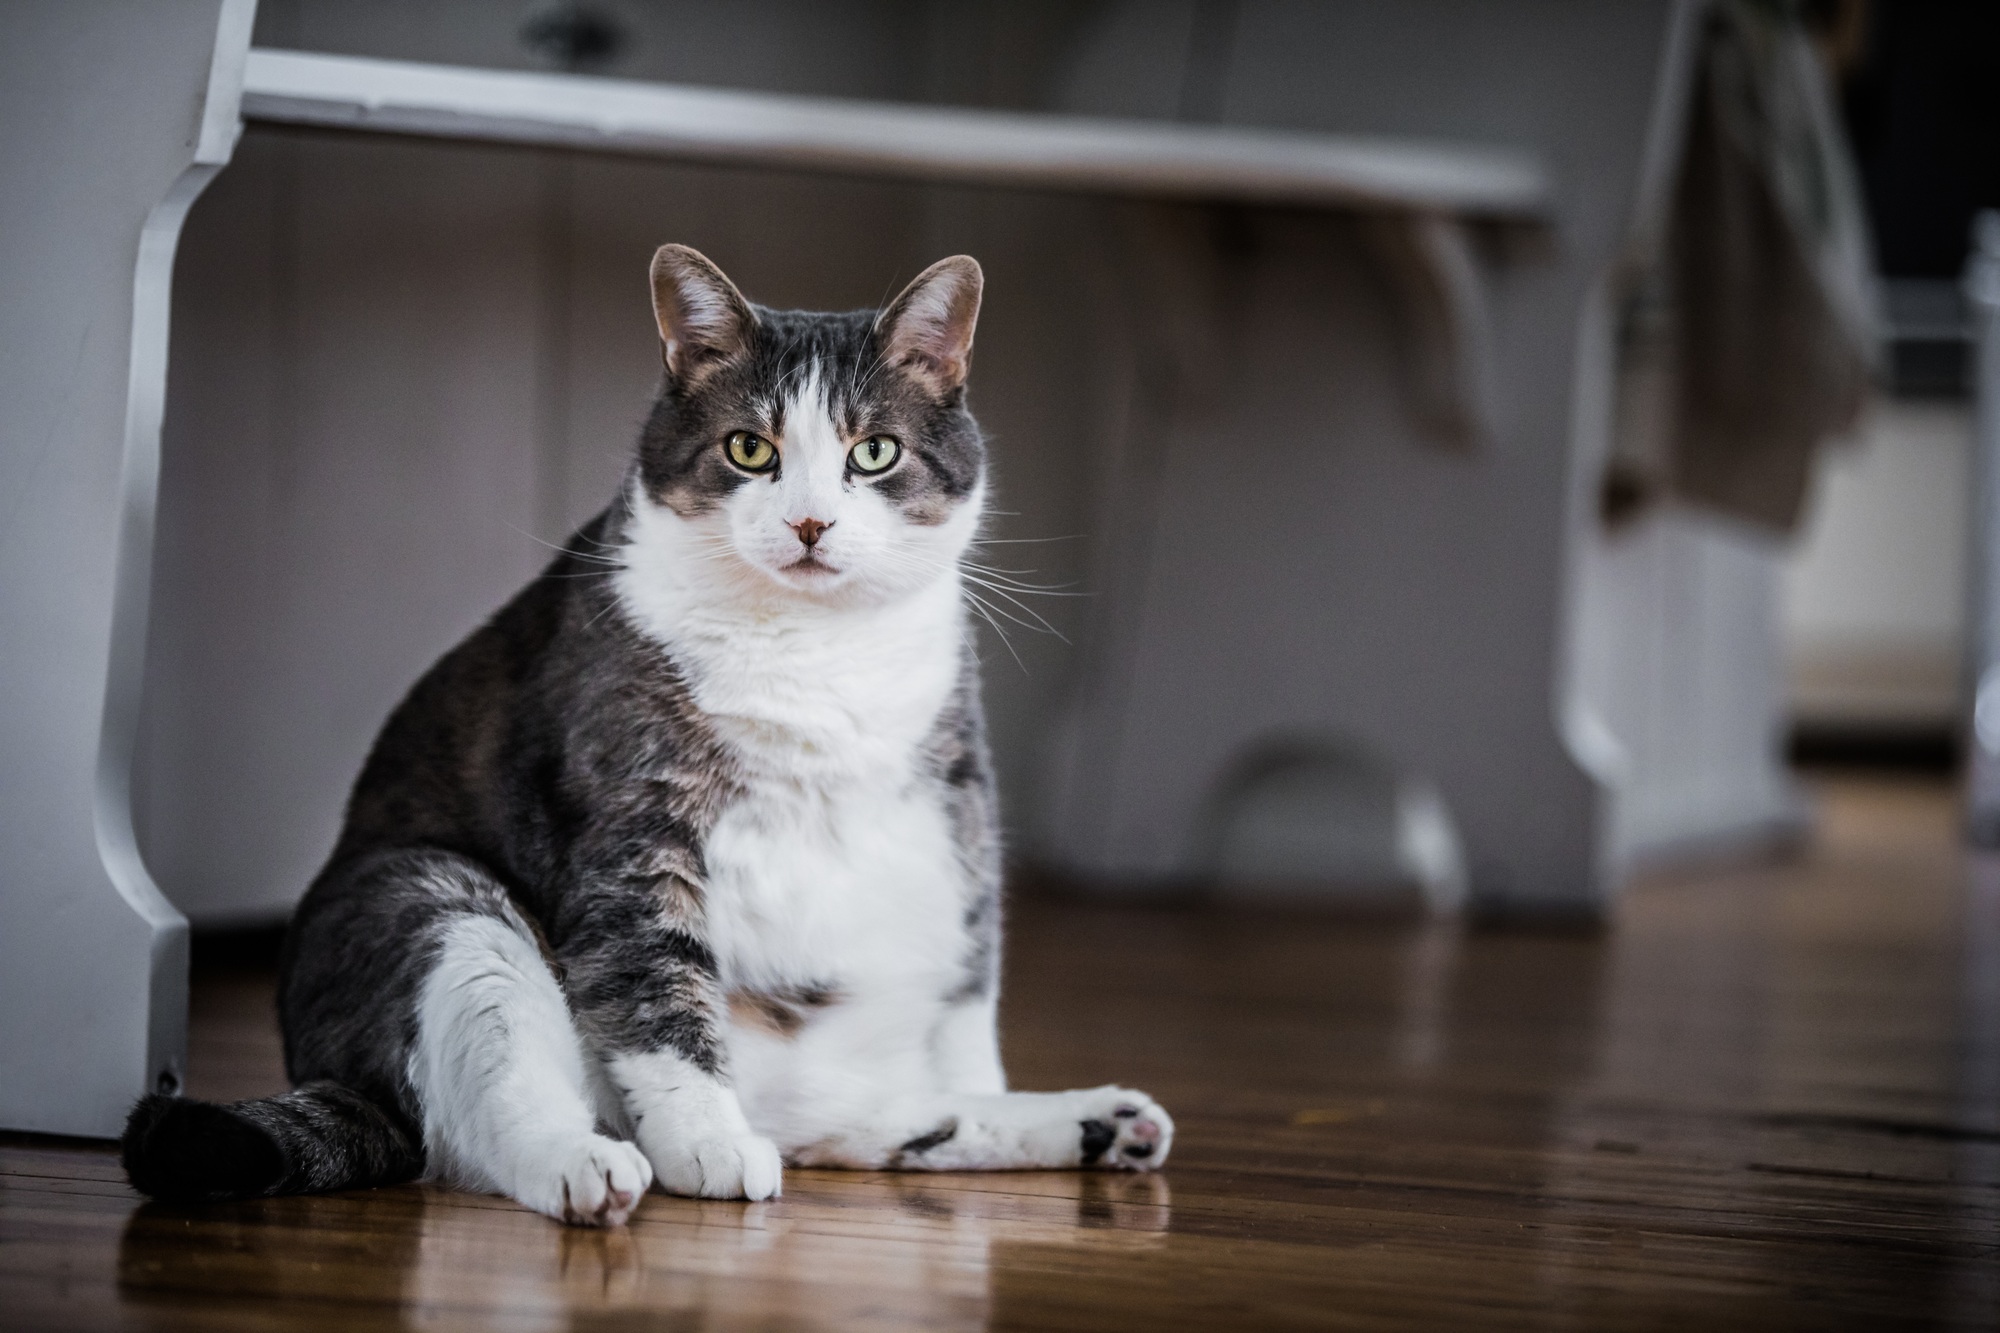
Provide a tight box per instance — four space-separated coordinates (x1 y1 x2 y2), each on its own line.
791 518 832 547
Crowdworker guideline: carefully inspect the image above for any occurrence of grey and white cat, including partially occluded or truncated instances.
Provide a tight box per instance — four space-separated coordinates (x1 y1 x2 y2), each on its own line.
122 245 1171 1225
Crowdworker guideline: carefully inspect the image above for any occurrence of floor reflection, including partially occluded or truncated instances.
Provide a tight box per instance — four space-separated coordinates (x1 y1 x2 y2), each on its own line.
94 777 1996 1329
1535 781 2000 1325
118 1169 1171 1331
117 1191 429 1323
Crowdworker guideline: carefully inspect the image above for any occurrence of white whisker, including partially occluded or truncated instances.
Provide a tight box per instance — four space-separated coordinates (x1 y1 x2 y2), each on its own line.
961 583 1063 641
959 576 1071 642
505 521 626 567
962 590 1028 673
970 534 1085 546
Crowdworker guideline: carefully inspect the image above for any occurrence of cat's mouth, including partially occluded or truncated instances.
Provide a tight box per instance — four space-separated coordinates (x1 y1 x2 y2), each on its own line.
781 553 841 578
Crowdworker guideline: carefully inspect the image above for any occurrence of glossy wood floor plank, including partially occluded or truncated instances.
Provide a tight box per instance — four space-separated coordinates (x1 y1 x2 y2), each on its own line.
5 776 1996 1330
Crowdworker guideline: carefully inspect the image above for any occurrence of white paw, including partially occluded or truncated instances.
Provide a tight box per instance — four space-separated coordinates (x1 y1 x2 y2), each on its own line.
1078 1087 1174 1171
614 1051 781 1201
646 1132 783 1200
517 1134 653 1226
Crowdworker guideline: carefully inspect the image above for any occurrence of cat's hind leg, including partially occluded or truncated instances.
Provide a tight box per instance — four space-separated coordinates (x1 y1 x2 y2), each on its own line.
410 905 653 1225
788 1086 1173 1173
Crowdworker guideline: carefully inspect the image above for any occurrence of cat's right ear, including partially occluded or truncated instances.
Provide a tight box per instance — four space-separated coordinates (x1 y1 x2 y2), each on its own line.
649 244 755 382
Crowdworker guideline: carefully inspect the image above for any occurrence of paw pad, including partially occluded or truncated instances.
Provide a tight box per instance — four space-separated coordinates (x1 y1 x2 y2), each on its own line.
1080 1090 1174 1170
1079 1119 1117 1163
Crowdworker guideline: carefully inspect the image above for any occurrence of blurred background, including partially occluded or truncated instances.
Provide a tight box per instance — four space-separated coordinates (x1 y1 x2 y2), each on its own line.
1783 0 1996 768
123 0 1999 930
8 0 2000 1103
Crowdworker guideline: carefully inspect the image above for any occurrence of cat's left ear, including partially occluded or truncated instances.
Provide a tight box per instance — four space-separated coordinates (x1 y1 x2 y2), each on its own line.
650 243 756 382
875 256 983 395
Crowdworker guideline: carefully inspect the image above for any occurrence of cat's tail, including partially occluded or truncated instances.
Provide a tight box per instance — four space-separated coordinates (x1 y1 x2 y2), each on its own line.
121 1081 424 1204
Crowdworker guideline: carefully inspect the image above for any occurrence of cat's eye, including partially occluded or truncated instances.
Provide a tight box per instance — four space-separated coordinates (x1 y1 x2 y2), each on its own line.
725 431 777 473
849 435 901 475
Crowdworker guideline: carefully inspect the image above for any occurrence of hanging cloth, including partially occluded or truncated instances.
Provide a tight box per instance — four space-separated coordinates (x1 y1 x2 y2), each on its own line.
1665 0 1884 530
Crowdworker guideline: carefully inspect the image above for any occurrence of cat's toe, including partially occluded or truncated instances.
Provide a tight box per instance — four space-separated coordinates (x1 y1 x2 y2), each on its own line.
650 1133 783 1201
528 1134 653 1226
731 1135 784 1200
1080 1088 1173 1170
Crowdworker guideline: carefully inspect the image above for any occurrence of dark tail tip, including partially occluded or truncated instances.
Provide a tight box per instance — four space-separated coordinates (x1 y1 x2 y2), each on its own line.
121 1094 289 1203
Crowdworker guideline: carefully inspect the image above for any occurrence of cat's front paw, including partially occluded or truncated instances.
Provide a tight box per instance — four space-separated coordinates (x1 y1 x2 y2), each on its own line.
645 1131 783 1200
515 1134 654 1226
1078 1087 1174 1171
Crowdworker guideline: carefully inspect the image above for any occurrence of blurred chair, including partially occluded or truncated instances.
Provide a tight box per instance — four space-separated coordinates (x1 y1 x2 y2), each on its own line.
0 0 254 1136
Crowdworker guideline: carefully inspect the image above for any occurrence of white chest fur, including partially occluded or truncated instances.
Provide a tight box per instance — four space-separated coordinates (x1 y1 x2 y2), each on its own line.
701 777 966 996
614 502 975 995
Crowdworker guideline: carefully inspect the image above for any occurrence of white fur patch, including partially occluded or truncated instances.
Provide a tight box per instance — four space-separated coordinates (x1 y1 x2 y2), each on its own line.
409 911 651 1224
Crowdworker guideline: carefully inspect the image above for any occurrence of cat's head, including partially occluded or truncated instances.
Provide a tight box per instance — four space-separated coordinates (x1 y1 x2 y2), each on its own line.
624 244 985 609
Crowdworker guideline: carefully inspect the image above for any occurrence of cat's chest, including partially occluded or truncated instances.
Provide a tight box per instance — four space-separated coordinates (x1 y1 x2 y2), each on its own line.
658 588 972 992
659 577 964 783
701 774 966 994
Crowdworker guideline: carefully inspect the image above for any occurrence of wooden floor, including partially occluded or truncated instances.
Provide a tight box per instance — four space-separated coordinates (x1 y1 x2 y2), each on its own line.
5 775 1997 1330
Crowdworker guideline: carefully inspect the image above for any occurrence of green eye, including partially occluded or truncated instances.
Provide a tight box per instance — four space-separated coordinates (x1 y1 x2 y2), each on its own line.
725 431 776 472
849 435 901 474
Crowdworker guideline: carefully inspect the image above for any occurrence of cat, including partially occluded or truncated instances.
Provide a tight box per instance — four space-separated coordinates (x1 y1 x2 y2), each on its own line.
121 245 1172 1225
